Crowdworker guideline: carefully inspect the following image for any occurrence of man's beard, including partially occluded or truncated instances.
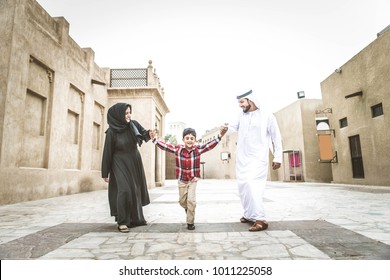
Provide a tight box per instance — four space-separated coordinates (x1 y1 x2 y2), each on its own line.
243 104 251 113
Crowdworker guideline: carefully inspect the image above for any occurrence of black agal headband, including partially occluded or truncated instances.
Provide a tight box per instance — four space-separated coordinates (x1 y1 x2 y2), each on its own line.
236 90 252 99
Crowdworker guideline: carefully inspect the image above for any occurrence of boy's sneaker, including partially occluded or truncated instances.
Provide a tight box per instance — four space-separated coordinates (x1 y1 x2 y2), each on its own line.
187 223 195 230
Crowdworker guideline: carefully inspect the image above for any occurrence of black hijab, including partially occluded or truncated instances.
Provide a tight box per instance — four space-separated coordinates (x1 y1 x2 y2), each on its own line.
107 103 131 133
107 103 143 146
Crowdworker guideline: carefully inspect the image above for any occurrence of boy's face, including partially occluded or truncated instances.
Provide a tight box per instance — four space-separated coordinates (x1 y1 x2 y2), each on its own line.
183 133 196 149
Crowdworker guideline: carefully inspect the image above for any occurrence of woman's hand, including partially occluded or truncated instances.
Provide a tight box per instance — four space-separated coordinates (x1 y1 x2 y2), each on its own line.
103 177 109 182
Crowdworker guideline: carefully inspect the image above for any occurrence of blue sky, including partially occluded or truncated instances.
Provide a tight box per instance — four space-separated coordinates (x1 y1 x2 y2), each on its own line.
36 0 390 135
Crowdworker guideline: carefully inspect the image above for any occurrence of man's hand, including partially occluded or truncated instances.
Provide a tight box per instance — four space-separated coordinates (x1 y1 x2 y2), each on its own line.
272 162 281 170
219 124 228 138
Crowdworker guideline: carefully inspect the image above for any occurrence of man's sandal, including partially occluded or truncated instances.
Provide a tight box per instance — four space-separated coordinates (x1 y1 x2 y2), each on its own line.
248 220 268 232
240 217 251 223
117 225 130 233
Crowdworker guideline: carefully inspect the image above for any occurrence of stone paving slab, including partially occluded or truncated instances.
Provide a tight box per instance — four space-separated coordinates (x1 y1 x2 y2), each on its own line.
1 220 389 260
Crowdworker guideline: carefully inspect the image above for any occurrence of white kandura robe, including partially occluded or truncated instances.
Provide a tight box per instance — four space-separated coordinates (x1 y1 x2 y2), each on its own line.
229 108 282 221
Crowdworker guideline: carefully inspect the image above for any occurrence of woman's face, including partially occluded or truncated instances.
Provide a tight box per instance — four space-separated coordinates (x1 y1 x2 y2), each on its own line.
125 107 131 123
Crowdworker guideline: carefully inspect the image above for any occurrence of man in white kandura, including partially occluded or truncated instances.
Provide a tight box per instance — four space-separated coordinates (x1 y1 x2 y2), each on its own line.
226 89 283 231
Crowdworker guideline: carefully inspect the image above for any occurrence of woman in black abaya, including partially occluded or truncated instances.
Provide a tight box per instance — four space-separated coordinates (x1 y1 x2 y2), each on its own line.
102 103 152 232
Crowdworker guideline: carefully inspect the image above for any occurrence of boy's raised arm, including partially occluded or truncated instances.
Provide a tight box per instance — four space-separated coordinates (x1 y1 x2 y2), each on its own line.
197 124 227 154
150 130 178 154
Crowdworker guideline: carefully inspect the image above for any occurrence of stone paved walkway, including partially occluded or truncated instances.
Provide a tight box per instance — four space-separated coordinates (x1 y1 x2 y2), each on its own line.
1 179 390 260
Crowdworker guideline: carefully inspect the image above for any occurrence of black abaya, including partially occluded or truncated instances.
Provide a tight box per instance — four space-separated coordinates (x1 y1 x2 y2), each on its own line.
101 104 150 228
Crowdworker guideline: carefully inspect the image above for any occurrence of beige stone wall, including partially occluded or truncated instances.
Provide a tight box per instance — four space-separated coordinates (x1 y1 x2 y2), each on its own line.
0 0 106 204
200 127 237 180
320 28 390 186
165 152 176 179
275 100 333 183
0 0 169 204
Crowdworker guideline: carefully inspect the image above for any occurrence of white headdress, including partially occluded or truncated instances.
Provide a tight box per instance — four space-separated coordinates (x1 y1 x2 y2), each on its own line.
236 89 262 108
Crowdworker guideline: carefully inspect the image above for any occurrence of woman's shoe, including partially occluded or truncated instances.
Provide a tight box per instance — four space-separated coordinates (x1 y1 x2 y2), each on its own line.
117 225 130 233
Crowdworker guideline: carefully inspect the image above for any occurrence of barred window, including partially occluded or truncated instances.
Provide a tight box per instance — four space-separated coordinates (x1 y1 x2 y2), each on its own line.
339 117 348 128
371 103 383 118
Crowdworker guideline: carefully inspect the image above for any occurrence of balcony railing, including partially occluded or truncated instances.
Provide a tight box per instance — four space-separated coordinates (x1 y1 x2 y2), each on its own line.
110 68 147 87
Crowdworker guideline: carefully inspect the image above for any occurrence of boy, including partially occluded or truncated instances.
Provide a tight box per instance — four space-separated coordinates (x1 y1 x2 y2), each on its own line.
150 126 227 230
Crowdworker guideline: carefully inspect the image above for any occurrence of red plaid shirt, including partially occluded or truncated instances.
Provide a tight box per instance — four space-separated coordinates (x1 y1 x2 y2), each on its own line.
153 137 220 182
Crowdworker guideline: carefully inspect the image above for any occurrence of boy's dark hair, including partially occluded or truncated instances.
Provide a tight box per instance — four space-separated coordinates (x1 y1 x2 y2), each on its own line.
183 128 196 138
